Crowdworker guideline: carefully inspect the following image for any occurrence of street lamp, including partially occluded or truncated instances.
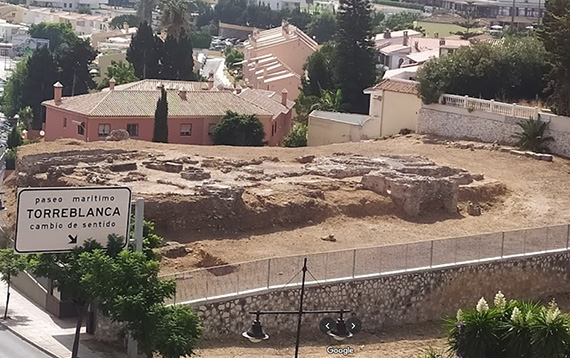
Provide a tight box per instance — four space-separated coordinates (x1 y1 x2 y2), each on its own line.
242 258 360 357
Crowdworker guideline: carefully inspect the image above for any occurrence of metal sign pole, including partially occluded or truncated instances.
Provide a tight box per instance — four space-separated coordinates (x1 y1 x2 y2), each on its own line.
127 198 144 358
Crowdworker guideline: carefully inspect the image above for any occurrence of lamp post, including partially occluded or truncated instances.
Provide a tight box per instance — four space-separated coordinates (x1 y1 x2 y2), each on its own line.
242 258 360 357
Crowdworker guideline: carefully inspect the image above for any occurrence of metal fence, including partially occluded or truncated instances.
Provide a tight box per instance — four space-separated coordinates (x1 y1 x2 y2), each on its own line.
163 224 570 304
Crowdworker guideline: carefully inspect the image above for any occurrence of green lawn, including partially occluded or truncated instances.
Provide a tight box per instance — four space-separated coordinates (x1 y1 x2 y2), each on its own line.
417 21 486 37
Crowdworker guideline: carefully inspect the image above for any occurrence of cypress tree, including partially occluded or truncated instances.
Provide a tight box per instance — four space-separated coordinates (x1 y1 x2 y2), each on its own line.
336 0 377 114
127 21 162 79
153 88 168 143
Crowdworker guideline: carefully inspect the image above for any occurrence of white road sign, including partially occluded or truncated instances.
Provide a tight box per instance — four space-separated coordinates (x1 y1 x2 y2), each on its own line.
15 186 132 253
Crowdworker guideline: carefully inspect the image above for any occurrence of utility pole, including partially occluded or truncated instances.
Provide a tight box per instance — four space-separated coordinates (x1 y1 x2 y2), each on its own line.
127 198 144 358
511 0 516 27
293 258 308 358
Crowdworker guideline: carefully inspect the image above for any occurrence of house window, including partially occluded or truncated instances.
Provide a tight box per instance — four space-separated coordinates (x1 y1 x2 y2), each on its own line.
63 118 67 128
208 123 216 135
126 123 139 137
63 2 66 7
180 124 192 136
98 123 111 137
77 122 85 135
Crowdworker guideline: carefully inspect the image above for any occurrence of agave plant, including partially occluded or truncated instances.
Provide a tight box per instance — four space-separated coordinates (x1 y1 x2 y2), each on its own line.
530 301 570 358
512 117 554 153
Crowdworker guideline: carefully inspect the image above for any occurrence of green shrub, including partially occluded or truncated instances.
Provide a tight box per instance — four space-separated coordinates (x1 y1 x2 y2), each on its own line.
446 292 570 358
512 117 554 153
283 124 307 147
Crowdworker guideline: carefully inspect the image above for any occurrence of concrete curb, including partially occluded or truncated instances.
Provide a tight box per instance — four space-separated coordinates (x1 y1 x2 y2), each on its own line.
0 319 61 358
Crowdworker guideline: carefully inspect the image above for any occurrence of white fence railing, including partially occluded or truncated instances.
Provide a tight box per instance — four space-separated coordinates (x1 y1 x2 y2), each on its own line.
439 94 540 120
163 224 570 305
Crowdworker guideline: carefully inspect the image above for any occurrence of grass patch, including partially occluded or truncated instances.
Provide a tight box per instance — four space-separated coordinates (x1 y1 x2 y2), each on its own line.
417 21 485 37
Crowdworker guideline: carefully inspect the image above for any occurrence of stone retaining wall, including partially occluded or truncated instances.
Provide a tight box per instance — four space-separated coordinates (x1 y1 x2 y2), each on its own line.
195 252 570 340
417 104 570 158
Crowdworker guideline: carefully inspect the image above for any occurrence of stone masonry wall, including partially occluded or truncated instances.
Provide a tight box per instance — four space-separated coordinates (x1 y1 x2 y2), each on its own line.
194 252 570 340
417 105 570 158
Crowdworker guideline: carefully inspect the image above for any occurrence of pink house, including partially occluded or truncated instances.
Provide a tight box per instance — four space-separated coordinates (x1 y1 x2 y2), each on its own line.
42 80 293 146
241 20 318 101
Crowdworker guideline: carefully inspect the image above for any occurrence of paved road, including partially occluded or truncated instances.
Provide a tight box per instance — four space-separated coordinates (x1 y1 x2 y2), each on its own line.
0 326 51 358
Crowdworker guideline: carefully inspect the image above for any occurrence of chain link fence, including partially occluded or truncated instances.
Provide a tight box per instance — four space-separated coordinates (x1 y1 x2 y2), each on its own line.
162 224 570 304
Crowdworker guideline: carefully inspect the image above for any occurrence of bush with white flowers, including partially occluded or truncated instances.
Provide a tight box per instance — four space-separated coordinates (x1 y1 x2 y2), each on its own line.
443 292 570 358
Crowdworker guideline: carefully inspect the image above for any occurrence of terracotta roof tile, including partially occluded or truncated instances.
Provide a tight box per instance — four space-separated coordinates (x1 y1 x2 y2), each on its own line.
43 90 273 117
367 79 419 95
238 88 294 118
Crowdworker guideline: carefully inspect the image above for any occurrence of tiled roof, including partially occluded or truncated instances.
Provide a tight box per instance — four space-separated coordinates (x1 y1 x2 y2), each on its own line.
238 88 294 118
107 79 209 91
43 90 273 117
365 79 419 95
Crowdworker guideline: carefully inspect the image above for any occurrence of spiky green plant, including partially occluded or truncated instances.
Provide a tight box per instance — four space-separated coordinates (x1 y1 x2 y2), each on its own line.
512 117 554 153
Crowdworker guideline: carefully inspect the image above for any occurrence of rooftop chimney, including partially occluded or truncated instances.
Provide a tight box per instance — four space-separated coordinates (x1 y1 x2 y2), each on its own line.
403 30 409 46
53 81 63 105
281 19 289 36
109 77 116 90
281 88 288 106
208 71 214 90
383 29 391 39
178 86 187 100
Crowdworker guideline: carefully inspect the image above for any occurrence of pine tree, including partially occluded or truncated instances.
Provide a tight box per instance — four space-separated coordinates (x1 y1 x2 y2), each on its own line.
336 0 377 114
127 21 162 79
539 0 570 116
153 87 168 143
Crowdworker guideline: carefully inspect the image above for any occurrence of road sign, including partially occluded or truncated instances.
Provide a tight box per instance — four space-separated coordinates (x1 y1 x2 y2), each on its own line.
15 186 132 253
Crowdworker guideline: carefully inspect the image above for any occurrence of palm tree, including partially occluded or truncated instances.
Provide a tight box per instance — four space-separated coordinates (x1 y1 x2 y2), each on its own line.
160 0 192 38
512 117 554 152
137 0 156 24
311 89 345 112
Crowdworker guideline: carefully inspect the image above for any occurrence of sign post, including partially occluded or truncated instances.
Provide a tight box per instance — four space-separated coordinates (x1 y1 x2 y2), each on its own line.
127 197 144 358
15 186 132 253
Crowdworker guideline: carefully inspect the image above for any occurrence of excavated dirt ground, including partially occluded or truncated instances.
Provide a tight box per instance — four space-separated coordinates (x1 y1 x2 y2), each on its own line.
4 134 570 276
6 135 570 357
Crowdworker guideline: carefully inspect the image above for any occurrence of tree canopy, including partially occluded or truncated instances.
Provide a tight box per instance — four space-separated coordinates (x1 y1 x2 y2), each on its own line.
212 111 265 146
306 11 338 43
97 61 138 90
539 0 570 115
2 23 96 129
110 15 141 29
127 21 196 81
336 0 378 113
416 36 551 104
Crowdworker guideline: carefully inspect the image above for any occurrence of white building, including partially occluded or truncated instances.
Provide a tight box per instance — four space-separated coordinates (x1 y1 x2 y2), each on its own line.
26 0 105 10
0 19 27 42
246 0 308 10
22 8 110 35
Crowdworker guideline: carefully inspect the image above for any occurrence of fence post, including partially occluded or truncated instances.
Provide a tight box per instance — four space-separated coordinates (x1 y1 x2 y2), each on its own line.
352 249 356 279
490 99 495 113
567 225 570 250
501 232 505 258
464 95 469 108
430 240 434 268
534 107 539 120
512 103 516 116
267 258 271 289
438 94 444 104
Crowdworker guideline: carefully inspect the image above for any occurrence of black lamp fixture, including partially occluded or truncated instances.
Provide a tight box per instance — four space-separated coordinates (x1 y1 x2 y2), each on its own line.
242 258 360 357
242 312 269 343
328 315 353 341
